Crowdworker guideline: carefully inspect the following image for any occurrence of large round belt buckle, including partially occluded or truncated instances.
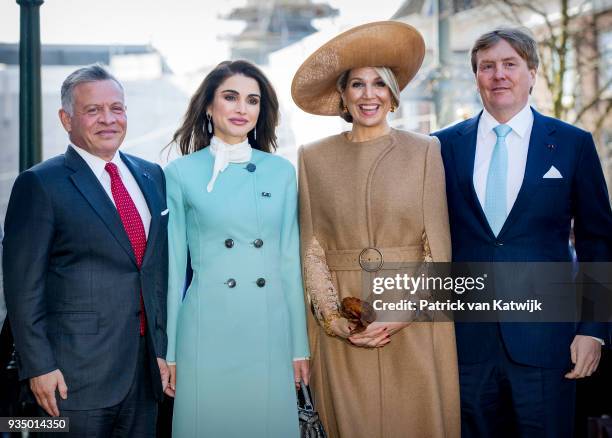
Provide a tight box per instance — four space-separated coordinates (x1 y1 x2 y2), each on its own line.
359 247 383 272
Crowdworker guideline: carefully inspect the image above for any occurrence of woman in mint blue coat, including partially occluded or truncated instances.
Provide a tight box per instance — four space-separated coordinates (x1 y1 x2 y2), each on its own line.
164 60 310 437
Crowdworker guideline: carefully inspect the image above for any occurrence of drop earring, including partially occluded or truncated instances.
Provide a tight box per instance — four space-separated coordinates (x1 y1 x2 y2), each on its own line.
254 127 257 141
206 113 213 134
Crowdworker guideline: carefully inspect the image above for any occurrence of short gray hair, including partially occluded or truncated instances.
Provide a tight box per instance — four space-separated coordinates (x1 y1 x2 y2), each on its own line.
336 67 401 123
61 64 123 115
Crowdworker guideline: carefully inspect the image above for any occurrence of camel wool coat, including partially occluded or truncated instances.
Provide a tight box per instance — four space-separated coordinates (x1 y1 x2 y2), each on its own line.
298 128 460 438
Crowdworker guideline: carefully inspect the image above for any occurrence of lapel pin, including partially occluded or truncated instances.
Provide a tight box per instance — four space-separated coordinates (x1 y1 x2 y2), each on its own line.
261 192 271 197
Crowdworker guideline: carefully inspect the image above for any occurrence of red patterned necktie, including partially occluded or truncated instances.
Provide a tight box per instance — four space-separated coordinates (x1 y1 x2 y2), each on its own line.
105 162 147 336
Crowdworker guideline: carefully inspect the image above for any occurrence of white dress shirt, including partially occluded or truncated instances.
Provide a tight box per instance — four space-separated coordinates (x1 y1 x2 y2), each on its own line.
473 103 533 215
71 145 151 237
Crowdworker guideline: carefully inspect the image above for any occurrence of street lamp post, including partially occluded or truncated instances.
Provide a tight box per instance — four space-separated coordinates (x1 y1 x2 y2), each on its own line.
433 0 453 130
17 0 44 172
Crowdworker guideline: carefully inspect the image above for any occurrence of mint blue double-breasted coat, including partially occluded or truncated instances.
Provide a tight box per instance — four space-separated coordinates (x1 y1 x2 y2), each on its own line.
165 147 310 438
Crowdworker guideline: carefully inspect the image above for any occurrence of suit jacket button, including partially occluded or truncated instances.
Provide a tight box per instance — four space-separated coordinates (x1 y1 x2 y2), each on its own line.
225 239 234 248
256 278 266 288
495 241 504 247
226 279 236 288
253 239 263 248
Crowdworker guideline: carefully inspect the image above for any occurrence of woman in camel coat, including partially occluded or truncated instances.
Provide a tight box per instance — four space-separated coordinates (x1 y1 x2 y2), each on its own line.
291 21 460 438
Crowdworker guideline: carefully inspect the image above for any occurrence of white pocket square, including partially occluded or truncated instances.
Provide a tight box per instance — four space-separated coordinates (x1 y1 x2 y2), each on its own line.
542 166 563 179
161 209 169 216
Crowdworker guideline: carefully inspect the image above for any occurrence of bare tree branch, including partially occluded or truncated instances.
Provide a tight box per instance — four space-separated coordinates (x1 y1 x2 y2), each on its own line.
538 49 555 95
490 0 524 24
553 0 570 118
574 0 591 20
573 77 612 124
504 0 558 47
594 99 612 133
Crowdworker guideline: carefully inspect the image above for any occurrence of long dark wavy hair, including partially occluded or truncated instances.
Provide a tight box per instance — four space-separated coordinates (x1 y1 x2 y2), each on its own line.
170 60 279 155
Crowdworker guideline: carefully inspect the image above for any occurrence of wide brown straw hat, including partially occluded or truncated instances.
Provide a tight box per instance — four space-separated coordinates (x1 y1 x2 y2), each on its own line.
291 21 425 116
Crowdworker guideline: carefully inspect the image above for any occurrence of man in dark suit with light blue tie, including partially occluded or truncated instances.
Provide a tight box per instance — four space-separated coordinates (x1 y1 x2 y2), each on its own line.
434 28 612 438
3 65 169 436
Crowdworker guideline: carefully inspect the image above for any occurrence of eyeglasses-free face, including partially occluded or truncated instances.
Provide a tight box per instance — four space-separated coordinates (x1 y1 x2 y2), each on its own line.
208 73 261 145
475 39 536 123
59 79 127 161
342 67 393 130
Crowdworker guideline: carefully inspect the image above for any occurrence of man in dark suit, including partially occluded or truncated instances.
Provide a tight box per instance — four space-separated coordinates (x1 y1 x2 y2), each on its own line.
433 28 612 437
3 65 169 436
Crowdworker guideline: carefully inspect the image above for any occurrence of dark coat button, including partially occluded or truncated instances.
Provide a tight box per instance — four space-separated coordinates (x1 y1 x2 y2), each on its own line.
246 163 256 172
253 239 263 248
226 279 236 288
495 241 504 247
225 239 234 248
256 278 266 288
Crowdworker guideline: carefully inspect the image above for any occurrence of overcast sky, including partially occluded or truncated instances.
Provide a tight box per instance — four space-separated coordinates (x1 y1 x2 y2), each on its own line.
0 0 404 73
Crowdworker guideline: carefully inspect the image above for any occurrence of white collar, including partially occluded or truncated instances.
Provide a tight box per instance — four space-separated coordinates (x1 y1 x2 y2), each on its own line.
70 144 124 179
207 136 252 192
480 103 533 139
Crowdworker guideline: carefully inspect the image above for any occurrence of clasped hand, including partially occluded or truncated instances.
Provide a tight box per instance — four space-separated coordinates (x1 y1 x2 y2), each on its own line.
329 319 410 348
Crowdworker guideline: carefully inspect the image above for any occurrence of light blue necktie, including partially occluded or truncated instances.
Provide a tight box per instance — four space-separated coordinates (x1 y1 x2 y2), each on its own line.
484 124 512 236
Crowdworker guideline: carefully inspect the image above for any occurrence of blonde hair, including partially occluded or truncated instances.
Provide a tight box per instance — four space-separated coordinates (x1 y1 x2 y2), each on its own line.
336 67 400 122
374 67 400 106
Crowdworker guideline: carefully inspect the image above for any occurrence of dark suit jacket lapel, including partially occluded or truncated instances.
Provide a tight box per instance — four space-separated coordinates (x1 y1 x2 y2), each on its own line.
65 146 137 266
454 112 495 236
498 108 556 236
120 152 161 267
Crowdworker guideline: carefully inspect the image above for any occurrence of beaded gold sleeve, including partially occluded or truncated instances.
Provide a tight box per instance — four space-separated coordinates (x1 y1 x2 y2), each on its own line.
422 231 433 262
303 237 342 336
413 231 434 321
